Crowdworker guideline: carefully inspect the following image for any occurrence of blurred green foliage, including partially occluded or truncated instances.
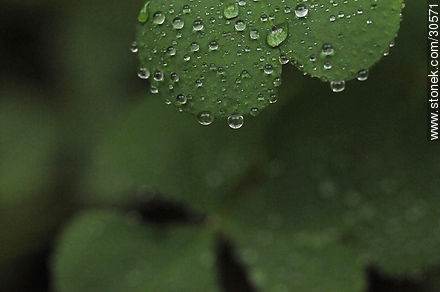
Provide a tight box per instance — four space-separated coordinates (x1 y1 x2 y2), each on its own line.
0 0 439 292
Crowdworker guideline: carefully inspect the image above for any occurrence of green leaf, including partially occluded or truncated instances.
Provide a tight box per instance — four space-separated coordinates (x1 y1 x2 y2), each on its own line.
273 0 405 82
136 0 282 119
263 77 440 276
53 210 217 292
81 97 269 212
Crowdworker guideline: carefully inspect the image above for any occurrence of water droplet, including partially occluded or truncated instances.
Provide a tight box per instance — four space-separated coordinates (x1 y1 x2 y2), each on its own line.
130 41 138 53
209 41 219 51
172 17 184 29
266 23 288 48
137 67 150 79
330 80 345 93
170 72 180 82
357 69 369 81
138 1 150 23
264 64 274 75
295 4 309 18
193 20 204 31
250 29 260 40
321 43 334 56
176 94 187 105
183 5 192 14
190 42 200 52
197 111 214 126
228 114 244 129
153 12 165 25
224 3 239 19
235 20 246 31
153 70 164 82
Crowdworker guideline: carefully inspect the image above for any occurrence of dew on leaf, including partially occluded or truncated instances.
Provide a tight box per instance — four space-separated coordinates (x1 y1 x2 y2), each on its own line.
138 1 150 23
153 12 165 25
295 4 309 18
137 67 150 79
172 17 185 29
321 43 335 56
267 23 288 48
224 3 239 19
250 29 260 40
193 20 204 31
235 20 246 31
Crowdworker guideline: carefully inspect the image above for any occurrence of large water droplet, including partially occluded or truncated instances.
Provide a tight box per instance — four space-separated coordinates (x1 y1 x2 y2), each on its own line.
250 29 260 40
224 3 239 19
321 43 334 56
228 114 244 129
153 12 165 25
266 23 288 48
138 1 151 23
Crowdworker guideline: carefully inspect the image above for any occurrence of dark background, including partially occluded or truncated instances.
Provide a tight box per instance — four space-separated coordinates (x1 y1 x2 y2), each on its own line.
0 1 438 291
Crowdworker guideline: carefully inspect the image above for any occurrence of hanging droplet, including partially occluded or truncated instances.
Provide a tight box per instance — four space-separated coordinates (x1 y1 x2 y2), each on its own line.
266 23 288 48
228 114 244 129
130 41 138 53
197 111 214 126
357 69 369 81
295 4 309 18
224 3 239 19
330 80 345 93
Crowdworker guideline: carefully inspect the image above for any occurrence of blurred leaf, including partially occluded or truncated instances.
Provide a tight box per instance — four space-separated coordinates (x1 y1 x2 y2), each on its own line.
136 0 282 118
53 210 217 292
81 96 268 212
